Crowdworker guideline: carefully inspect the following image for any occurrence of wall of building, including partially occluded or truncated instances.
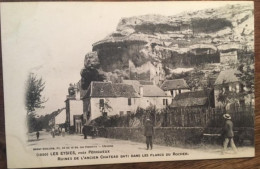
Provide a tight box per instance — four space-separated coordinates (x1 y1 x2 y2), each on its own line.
138 96 172 109
220 50 237 63
172 89 190 98
69 100 83 126
83 98 91 125
90 97 139 120
164 89 190 98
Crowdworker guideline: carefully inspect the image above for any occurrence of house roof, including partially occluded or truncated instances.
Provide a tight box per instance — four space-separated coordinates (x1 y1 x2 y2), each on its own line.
171 97 208 108
84 82 139 98
214 69 241 85
170 90 208 108
143 85 167 97
161 79 189 90
139 80 154 85
122 80 142 93
123 80 168 97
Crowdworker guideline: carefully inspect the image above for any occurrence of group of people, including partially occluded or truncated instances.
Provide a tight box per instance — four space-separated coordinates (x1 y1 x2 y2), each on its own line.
144 113 238 154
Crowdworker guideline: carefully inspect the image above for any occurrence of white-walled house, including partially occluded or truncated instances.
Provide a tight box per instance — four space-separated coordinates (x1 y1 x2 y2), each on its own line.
160 79 190 98
82 82 140 123
81 81 171 123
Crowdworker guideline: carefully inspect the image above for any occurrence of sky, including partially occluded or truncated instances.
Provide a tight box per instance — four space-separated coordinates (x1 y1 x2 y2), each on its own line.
1 1 250 116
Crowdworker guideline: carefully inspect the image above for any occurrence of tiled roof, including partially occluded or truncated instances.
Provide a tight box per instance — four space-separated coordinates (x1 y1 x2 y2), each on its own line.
139 80 154 85
122 80 141 93
171 97 208 108
123 80 167 97
170 90 209 108
143 85 167 97
214 69 241 85
84 82 139 98
161 79 189 90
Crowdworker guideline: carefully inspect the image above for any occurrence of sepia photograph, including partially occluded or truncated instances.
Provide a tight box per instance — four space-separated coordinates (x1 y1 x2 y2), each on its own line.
1 1 255 168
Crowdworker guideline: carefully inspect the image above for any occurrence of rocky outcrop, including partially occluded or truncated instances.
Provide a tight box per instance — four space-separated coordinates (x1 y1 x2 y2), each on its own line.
81 3 254 87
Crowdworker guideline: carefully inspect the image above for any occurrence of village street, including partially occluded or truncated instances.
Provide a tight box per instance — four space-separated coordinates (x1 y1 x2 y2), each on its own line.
27 131 254 162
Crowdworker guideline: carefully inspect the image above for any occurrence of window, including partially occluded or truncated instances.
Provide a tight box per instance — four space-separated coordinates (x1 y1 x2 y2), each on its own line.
128 98 132 105
120 111 124 116
163 99 168 106
170 90 174 96
99 99 104 108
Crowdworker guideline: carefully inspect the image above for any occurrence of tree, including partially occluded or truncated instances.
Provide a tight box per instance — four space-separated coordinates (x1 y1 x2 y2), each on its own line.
25 73 47 115
237 64 254 96
217 80 244 110
99 99 112 117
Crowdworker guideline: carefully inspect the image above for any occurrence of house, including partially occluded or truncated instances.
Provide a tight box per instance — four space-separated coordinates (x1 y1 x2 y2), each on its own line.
48 108 65 128
81 80 171 123
82 82 140 123
170 90 214 108
160 79 190 98
65 83 83 133
214 69 254 108
123 80 172 109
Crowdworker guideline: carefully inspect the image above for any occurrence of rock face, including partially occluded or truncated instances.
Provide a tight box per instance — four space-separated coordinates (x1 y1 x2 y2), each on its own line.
81 3 254 88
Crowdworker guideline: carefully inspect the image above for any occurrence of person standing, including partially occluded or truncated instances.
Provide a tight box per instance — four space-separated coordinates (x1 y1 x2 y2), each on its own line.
51 128 55 138
82 125 88 139
144 118 154 150
61 128 65 137
222 113 238 154
36 131 40 140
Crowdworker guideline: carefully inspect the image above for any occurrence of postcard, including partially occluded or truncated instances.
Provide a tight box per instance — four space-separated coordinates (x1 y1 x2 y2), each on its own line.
1 1 255 168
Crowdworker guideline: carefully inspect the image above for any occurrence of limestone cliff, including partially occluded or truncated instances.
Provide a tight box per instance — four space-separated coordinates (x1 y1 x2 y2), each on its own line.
81 3 254 89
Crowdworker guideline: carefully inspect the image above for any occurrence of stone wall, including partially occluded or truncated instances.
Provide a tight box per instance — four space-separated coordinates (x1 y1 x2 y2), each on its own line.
98 127 254 147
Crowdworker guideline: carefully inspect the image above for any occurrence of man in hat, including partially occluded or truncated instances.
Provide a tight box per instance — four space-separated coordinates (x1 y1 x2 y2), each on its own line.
144 118 154 150
222 113 237 154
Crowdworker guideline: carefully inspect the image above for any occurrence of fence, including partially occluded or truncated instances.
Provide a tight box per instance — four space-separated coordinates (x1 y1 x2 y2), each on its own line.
161 105 254 128
93 105 254 128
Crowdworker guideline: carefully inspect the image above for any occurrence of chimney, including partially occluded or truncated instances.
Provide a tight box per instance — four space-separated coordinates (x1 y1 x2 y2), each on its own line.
139 86 144 97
